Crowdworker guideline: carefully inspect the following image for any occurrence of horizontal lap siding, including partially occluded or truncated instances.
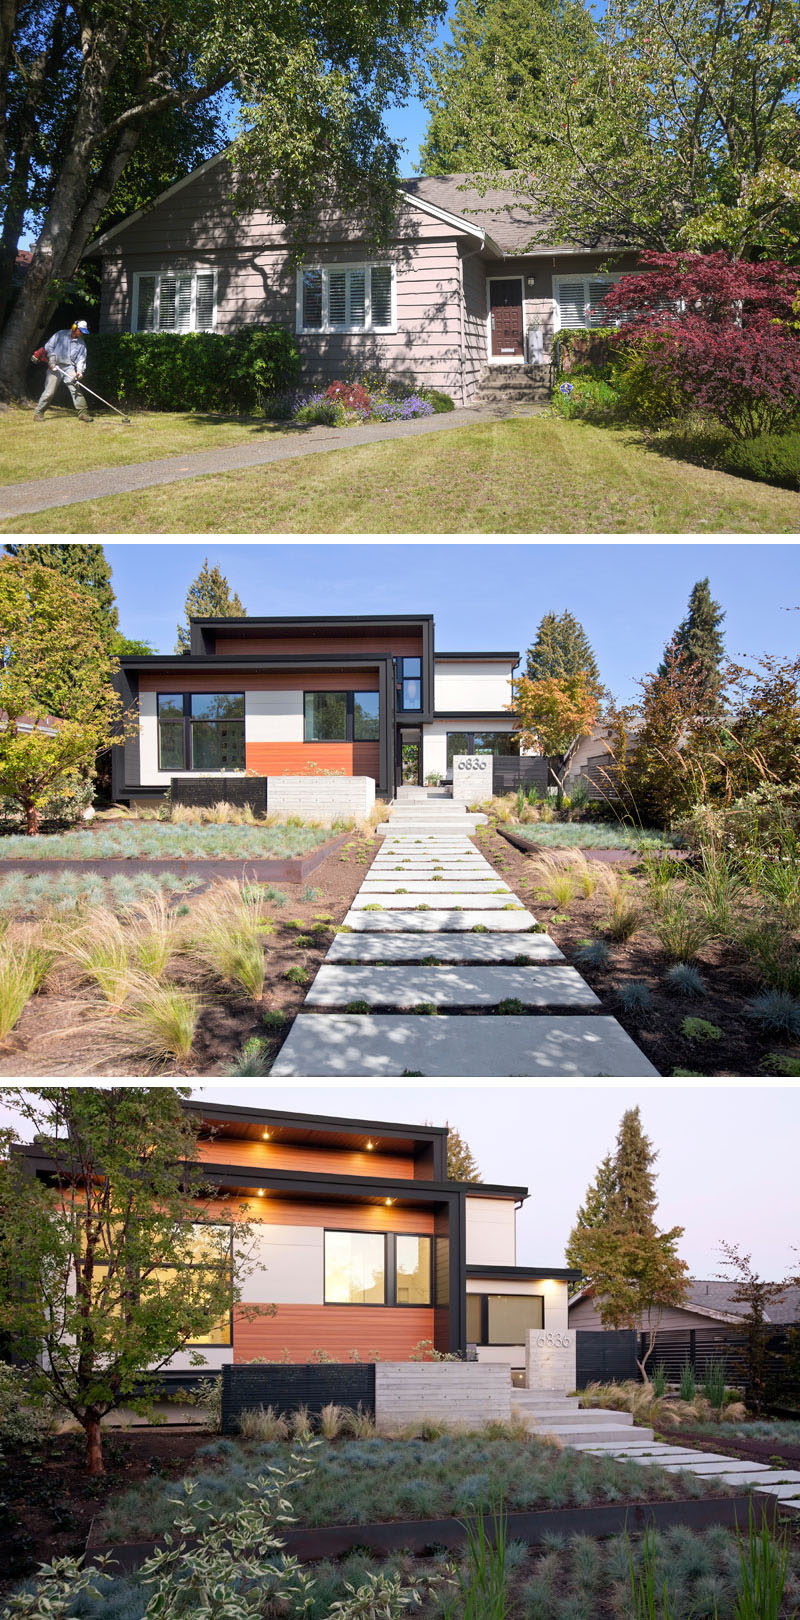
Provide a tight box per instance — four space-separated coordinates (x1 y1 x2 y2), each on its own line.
203 1197 436 1234
462 249 487 399
213 634 421 658
353 742 380 780
246 742 355 776
138 672 379 693
195 1141 415 1179
233 1303 435 1363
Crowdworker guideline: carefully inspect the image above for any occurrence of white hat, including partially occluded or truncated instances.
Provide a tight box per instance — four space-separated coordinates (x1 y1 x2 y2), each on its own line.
75 319 89 334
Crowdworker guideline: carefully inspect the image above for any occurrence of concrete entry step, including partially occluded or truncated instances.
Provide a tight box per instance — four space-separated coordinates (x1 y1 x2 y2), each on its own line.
536 1423 651 1446
360 880 511 892
341 909 538 931
326 933 564 964
351 893 527 910
272 1013 661 1076
305 964 600 1009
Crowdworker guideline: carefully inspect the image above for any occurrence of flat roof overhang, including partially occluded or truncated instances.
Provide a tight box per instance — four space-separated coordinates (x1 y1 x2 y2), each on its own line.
186 1100 446 1160
188 615 434 633
436 652 520 663
466 1264 581 1282
117 654 390 672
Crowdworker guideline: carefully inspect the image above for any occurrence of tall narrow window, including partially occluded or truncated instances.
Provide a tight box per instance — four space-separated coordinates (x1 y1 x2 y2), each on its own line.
157 694 185 770
353 692 380 740
195 272 215 329
396 1236 432 1305
302 270 323 330
137 275 157 332
397 657 422 712
371 266 392 328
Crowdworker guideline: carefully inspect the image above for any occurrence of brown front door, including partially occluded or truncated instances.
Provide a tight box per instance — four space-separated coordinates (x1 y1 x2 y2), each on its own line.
489 278 524 359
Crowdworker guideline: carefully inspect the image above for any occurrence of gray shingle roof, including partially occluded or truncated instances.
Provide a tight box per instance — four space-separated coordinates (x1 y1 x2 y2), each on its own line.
686 1281 800 1325
401 172 613 256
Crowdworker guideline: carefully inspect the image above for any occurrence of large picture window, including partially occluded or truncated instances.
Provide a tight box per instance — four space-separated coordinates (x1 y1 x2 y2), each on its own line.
466 1293 544 1345
304 690 380 743
89 1223 233 1347
157 692 245 771
297 264 396 334
553 273 627 332
446 731 517 769
133 269 216 332
324 1231 433 1307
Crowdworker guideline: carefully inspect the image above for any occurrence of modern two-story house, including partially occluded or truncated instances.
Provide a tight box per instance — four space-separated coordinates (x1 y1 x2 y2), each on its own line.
16 1101 578 1382
112 612 522 805
88 158 637 405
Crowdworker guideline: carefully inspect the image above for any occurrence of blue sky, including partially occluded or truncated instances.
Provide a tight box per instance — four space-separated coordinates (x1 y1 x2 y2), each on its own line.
105 542 800 704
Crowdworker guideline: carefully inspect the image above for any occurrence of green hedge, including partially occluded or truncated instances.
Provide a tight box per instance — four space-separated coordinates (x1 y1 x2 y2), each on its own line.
717 430 800 491
91 326 301 413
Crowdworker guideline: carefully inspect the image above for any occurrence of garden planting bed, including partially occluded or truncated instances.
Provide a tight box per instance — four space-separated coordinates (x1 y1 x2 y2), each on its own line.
0 833 376 1077
657 1426 800 1469
0 832 348 884
477 824 800 1078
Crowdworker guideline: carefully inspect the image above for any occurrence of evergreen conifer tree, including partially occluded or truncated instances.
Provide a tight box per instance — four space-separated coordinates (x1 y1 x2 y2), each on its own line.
445 1124 482 1183
175 559 246 653
525 610 602 700
658 578 726 701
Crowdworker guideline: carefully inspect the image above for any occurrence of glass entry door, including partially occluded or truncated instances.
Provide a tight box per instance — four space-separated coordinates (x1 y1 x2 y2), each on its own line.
399 728 422 785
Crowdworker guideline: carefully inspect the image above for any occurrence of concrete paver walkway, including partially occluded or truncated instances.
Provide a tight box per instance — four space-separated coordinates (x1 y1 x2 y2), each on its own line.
0 401 542 520
570 1431 800 1513
272 797 659 1077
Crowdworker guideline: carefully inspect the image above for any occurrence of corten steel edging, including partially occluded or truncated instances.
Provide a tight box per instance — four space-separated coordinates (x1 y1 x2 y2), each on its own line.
84 1493 780 1570
0 833 348 885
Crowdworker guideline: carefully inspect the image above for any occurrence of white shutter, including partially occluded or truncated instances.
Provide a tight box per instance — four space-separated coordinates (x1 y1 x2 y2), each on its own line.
329 270 347 327
557 281 585 328
371 266 392 328
136 275 156 331
158 275 191 331
302 270 322 329
348 268 365 328
195 272 215 329
588 280 612 327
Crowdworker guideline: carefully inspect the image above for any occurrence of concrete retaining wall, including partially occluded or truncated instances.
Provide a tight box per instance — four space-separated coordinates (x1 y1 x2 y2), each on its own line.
525 1328 576 1393
266 775 375 819
375 1361 511 1430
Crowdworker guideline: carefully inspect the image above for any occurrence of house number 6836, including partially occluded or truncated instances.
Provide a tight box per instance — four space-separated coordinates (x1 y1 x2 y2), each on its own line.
536 1332 570 1348
456 758 489 770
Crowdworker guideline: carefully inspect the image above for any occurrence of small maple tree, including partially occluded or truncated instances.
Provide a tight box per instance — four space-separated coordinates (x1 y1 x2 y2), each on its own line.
510 672 599 806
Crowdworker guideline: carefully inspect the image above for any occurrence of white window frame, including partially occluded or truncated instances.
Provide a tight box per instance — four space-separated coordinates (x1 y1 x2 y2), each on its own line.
295 262 397 335
552 272 626 334
131 268 218 334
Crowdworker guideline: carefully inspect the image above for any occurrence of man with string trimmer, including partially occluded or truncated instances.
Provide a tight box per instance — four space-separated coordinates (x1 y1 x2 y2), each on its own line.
32 320 93 422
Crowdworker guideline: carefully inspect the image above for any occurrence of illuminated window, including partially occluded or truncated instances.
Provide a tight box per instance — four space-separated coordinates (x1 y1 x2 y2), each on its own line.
325 1231 386 1304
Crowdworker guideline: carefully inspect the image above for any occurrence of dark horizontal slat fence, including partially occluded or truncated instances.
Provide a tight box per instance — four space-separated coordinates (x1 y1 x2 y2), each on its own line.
171 775 267 811
221 1362 375 1433
576 1330 638 1387
492 756 551 794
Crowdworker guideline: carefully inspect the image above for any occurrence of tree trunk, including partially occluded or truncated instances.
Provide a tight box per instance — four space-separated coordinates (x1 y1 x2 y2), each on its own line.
84 1412 105 1475
24 799 40 835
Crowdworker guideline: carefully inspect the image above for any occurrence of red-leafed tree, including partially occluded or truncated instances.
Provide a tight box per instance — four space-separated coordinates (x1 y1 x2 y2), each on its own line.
604 252 800 438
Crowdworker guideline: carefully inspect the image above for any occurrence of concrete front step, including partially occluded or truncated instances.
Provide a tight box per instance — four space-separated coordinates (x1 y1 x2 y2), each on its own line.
272 1013 662 1076
340 909 539 931
531 1423 650 1446
351 893 527 910
361 879 510 891
326 933 564 964
305 964 600 1010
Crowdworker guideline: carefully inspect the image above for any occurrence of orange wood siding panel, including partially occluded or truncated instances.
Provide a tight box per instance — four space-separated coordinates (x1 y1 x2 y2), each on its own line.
352 741 380 779
214 633 422 658
195 1140 416 1180
233 1303 435 1363
245 742 356 777
138 672 379 693
202 1199 436 1235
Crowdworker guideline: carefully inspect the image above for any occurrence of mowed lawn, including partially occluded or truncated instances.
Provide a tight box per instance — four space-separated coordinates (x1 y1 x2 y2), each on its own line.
0 405 290 483
3 413 799 532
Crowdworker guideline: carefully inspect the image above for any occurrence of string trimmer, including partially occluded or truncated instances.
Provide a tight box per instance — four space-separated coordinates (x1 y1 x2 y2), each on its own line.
78 380 131 423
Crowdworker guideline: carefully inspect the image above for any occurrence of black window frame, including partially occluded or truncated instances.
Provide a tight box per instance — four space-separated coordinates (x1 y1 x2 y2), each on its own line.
157 692 245 773
446 730 518 768
466 1292 545 1346
303 690 381 744
395 656 423 714
323 1228 433 1308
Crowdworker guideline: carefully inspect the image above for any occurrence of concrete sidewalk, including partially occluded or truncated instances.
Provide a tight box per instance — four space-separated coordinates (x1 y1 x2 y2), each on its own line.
0 400 542 520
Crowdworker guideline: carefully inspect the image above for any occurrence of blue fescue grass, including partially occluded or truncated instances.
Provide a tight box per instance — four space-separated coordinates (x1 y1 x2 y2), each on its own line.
509 823 677 851
0 822 337 861
0 868 201 918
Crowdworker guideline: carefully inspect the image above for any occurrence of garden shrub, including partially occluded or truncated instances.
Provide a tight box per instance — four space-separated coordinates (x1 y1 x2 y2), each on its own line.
717 431 800 491
419 387 455 412
91 326 301 414
295 396 347 426
0 1362 58 1454
552 374 620 420
680 785 800 858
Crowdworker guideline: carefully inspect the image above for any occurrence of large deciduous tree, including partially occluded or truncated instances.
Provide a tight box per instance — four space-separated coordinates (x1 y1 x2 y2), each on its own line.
510 670 599 807
0 1087 258 1474
0 552 125 832
432 0 800 258
4 542 119 644
568 1107 688 1379
175 556 245 653
0 0 445 397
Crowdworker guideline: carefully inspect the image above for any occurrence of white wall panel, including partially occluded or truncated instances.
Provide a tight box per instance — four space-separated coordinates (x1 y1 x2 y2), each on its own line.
237 1223 324 1304
434 660 515 711
465 1197 517 1266
245 689 304 743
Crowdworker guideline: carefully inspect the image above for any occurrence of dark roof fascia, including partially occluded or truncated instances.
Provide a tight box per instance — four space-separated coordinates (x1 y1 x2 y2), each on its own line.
466 1264 581 1281
117 654 394 671
436 652 520 662
189 615 434 631
184 1099 447 1143
434 711 517 722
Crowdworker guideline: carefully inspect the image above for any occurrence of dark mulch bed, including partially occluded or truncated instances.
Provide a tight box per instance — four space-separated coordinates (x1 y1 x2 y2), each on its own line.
478 824 799 1079
657 1426 800 1468
0 835 377 1077
0 1427 213 1593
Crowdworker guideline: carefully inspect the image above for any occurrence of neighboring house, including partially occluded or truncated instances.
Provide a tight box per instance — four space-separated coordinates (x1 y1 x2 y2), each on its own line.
16 1101 578 1378
86 158 638 405
569 1281 800 1333
112 612 523 804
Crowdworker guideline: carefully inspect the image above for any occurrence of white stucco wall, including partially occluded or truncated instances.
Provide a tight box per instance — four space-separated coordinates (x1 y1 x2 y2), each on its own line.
434 660 516 712
245 689 304 743
465 1197 517 1266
